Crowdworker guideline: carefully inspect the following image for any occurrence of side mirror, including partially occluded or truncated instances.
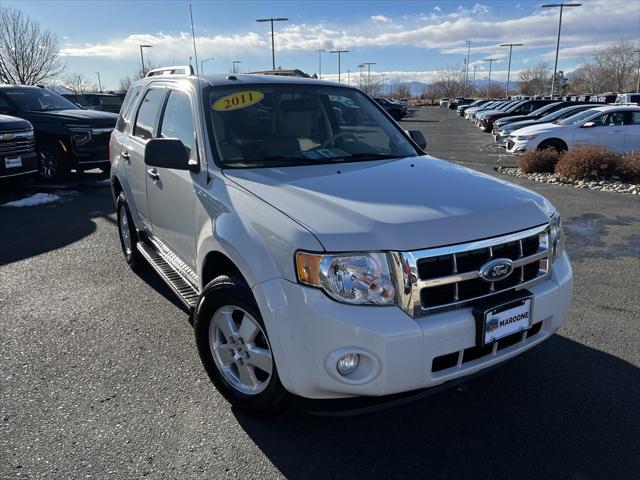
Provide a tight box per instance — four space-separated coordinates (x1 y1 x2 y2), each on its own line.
582 121 596 128
145 138 197 172
408 129 427 150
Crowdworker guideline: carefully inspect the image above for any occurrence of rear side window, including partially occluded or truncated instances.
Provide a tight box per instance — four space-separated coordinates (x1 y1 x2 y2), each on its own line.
116 86 142 132
133 88 165 140
159 90 195 157
628 112 640 125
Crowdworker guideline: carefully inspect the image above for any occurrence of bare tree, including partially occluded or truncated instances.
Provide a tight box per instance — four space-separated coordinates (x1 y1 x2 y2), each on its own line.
392 83 412 99
593 39 637 92
358 73 384 97
64 73 90 93
518 64 552 96
118 76 133 92
431 65 464 98
0 6 65 85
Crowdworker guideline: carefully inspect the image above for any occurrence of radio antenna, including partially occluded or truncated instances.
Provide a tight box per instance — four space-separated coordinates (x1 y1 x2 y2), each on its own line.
189 1 200 75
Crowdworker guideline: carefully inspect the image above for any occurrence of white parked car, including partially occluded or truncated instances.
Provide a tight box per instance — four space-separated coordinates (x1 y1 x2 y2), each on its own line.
439 98 450 108
506 105 640 154
615 93 640 105
110 68 573 416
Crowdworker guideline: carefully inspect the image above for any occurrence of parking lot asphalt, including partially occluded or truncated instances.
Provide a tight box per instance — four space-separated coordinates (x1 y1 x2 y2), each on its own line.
1 107 639 479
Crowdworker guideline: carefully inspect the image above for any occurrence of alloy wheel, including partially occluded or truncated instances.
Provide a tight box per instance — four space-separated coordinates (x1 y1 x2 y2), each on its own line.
209 306 273 395
38 150 58 179
118 203 132 255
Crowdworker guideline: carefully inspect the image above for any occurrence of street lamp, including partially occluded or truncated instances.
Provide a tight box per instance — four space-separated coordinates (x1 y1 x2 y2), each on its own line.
139 44 152 77
361 62 376 84
464 40 472 97
95 72 102 93
232 60 242 74
201 57 215 73
256 17 288 70
473 64 478 91
542 3 582 99
635 50 640 92
500 43 523 97
483 58 498 98
315 48 326 79
330 50 349 83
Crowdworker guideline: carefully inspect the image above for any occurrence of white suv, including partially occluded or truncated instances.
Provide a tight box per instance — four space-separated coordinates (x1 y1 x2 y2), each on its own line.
110 67 573 416
507 105 640 154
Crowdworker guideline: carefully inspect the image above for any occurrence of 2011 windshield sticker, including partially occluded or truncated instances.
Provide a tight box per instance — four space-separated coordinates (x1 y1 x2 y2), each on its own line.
213 91 264 111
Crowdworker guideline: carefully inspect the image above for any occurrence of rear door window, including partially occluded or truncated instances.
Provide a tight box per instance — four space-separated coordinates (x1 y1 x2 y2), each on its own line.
116 86 142 132
133 88 165 140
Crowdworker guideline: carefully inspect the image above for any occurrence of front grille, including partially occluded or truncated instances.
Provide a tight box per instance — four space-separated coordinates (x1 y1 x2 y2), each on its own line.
392 224 551 317
0 131 35 156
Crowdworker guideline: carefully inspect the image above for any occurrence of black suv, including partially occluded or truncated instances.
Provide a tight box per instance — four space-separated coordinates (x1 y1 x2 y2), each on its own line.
0 114 37 180
373 98 407 121
0 85 117 180
63 93 124 114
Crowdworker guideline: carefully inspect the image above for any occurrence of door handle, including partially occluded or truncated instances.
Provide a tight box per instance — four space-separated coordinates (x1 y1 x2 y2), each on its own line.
121 150 130 160
146 168 159 181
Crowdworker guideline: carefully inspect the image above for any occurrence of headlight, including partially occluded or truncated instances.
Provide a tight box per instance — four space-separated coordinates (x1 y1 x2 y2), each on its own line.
296 252 396 305
516 134 538 141
549 211 563 260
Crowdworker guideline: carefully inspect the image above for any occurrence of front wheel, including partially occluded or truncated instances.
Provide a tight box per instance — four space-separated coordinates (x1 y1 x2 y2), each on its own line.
37 145 69 181
194 275 290 417
537 139 567 153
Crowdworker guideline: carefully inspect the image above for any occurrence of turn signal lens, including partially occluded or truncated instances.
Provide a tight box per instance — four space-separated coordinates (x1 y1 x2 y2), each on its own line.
296 252 322 286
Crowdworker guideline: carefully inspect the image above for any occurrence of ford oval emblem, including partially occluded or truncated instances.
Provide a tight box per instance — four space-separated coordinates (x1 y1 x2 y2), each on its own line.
479 258 514 282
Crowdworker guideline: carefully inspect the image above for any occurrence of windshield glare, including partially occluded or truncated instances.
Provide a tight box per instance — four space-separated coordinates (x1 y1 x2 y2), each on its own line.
208 85 417 167
558 108 599 125
3 88 79 112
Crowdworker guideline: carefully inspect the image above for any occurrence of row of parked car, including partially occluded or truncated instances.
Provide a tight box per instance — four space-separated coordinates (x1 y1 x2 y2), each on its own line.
452 95 640 154
0 85 118 181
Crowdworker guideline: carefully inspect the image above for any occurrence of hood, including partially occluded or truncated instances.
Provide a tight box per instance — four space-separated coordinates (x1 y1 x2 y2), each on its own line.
512 123 564 136
0 114 32 131
25 109 117 128
503 119 540 132
496 115 530 126
224 156 550 252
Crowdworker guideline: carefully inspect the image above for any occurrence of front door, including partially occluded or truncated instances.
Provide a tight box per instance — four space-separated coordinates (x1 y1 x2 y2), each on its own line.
145 88 203 274
574 110 627 152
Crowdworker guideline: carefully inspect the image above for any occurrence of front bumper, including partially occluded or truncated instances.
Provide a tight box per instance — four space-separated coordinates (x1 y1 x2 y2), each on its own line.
506 138 533 154
252 252 573 400
0 151 38 179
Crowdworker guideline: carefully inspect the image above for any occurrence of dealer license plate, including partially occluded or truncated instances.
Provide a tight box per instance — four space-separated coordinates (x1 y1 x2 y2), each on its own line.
482 297 532 345
5 156 22 168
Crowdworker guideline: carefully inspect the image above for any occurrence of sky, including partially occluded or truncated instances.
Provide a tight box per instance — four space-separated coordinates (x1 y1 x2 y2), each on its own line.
3 0 639 90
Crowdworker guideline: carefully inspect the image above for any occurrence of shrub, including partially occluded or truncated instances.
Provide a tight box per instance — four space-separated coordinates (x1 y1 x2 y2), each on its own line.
616 152 640 182
517 147 561 174
554 145 619 180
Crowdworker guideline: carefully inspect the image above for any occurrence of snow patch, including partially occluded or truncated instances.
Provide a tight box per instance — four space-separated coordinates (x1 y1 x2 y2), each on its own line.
2 193 63 207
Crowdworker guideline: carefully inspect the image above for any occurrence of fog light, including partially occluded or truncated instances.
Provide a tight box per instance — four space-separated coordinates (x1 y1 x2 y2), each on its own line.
336 353 359 376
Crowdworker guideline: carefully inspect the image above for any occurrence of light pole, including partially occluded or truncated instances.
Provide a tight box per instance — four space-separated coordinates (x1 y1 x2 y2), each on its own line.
232 60 242 74
464 40 472 97
315 48 326 79
500 43 523 98
330 50 349 83
473 64 478 92
256 17 288 70
635 50 640 92
139 44 152 77
542 3 582 99
361 62 376 84
483 58 498 98
201 57 215 73
95 72 102 93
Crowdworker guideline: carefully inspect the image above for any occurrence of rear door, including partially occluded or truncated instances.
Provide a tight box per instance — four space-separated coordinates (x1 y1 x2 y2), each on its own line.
145 87 204 272
623 111 640 151
125 86 167 230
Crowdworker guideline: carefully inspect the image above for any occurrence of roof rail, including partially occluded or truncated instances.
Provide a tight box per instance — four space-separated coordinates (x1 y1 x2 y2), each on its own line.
145 65 194 78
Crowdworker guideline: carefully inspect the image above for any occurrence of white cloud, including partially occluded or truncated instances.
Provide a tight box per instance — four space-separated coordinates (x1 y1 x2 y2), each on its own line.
371 15 391 23
433 6 442 12
472 3 490 15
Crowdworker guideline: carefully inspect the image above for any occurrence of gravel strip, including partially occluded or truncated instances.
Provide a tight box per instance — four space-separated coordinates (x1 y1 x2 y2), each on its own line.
496 166 640 195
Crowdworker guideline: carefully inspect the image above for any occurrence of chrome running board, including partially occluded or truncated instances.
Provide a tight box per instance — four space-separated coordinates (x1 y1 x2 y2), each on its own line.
137 241 199 309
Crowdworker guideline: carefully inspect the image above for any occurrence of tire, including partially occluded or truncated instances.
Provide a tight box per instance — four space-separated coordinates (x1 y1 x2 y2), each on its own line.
194 275 290 417
116 192 143 269
537 139 567 152
37 144 69 181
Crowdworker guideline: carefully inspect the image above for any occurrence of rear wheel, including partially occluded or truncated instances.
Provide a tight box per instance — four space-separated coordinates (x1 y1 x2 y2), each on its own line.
537 139 567 152
116 192 143 269
194 275 290 417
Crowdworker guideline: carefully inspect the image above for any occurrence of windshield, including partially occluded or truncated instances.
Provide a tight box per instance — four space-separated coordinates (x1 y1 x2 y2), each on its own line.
505 102 525 113
3 88 79 112
207 85 418 168
557 108 600 125
526 102 560 117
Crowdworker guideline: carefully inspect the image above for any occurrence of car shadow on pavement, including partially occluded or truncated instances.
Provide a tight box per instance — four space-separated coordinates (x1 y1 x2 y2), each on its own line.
0 178 115 266
234 335 639 479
